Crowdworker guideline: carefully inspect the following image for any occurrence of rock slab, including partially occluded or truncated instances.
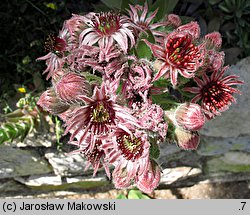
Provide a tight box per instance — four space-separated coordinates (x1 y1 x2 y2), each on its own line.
0 144 52 179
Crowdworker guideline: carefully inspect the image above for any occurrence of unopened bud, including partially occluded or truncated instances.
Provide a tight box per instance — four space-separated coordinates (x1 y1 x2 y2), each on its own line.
37 88 69 115
174 127 200 150
55 72 90 103
174 103 205 131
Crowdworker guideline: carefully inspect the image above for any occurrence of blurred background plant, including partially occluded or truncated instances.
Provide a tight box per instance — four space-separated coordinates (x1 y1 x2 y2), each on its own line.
116 189 151 199
0 90 64 148
0 92 49 144
0 0 249 146
0 0 98 146
173 0 250 64
98 0 250 64
0 0 98 107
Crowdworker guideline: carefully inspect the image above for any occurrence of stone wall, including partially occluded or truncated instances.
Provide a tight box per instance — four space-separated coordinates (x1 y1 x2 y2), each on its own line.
1 57 250 197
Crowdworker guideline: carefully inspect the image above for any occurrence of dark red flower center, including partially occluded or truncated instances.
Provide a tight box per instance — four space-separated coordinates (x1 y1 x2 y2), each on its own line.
94 12 121 36
202 81 233 112
44 35 66 55
117 133 143 161
166 34 201 70
85 139 104 163
89 101 115 134
91 103 110 123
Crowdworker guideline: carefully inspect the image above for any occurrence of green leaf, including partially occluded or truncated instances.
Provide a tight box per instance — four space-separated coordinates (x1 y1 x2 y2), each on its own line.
152 0 179 20
219 2 232 13
129 0 153 5
121 0 130 10
236 10 242 18
153 77 168 88
149 142 160 159
127 190 151 199
5 109 23 118
136 40 152 59
220 22 235 31
141 194 151 199
116 194 127 199
209 0 222 5
151 93 179 110
20 122 31 141
0 129 8 144
15 123 26 136
82 72 102 86
128 190 143 199
22 56 31 65
135 30 155 59
188 0 203 4
179 16 195 25
2 123 17 140
101 0 123 9
92 1 112 12
225 0 234 11
27 117 35 133
207 17 221 32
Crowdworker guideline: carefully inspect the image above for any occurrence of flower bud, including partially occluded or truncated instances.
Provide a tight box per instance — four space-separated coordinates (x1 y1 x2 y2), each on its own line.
37 88 69 115
166 14 181 27
207 50 225 71
177 22 200 39
205 32 222 49
136 160 161 194
55 72 89 103
174 127 200 150
174 103 205 131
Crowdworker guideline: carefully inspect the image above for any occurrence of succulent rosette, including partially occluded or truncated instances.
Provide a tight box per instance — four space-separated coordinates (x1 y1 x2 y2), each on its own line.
37 2 244 193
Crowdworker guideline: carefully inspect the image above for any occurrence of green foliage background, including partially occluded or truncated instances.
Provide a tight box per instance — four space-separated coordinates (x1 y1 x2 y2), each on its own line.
0 0 98 103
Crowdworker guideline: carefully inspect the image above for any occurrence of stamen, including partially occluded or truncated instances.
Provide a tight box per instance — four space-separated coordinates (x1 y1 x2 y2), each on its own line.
93 12 121 36
166 35 200 69
44 34 66 56
117 134 144 161
91 103 110 123
202 81 233 112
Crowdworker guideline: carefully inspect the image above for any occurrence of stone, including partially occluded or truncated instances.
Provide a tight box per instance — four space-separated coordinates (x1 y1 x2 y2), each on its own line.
198 135 250 156
15 174 62 186
45 150 92 176
197 136 232 156
160 166 202 185
159 149 202 169
205 151 250 173
0 179 26 193
15 174 109 191
159 142 182 156
152 190 178 199
223 152 250 165
15 133 54 148
201 57 250 138
0 144 52 179
65 175 107 184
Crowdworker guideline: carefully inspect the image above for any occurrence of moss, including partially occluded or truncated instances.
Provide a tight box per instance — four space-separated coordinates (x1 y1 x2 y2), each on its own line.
205 157 250 174
231 143 245 151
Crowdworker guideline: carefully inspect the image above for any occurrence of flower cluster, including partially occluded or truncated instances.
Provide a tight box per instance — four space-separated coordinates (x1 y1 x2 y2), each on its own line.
37 3 244 193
